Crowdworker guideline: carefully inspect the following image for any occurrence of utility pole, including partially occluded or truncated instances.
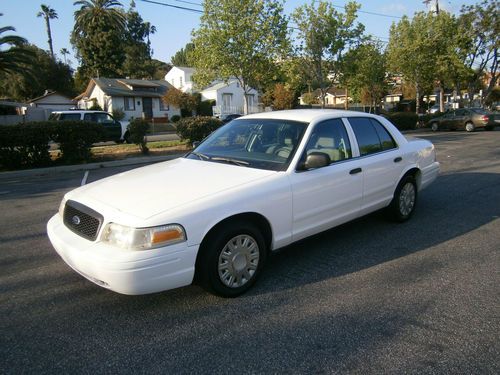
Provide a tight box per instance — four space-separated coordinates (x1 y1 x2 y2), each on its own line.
423 0 440 14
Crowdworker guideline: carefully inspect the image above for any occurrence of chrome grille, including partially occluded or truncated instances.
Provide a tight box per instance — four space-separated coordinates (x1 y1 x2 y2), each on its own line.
63 200 103 241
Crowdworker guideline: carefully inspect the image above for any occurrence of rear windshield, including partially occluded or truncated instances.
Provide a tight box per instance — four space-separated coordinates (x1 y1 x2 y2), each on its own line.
470 108 489 115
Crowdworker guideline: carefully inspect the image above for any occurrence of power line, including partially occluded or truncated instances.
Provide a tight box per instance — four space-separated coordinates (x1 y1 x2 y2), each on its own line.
330 3 403 19
138 0 202 14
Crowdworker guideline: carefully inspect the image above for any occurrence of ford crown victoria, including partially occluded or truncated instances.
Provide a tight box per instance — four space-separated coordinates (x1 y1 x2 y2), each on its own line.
47 110 440 297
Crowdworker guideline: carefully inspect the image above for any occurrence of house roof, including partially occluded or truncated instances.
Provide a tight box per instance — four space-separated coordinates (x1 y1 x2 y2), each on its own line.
75 78 175 100
175 66 196 74
28 91 73 103
305 87 347 98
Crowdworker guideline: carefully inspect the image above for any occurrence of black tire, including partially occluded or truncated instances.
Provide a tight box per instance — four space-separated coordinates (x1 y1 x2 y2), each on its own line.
465 122 475 132
387 175 418 222
196 221 267 297
430 122 439 132
123 131 131 144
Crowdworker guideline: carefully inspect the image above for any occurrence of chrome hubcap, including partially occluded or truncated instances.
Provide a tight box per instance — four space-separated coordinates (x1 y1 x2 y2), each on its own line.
466 123 474 132
399 182 416 217
218 234 259 288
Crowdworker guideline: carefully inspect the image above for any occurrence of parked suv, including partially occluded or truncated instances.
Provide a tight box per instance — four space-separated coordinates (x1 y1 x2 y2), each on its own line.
49 110 129 143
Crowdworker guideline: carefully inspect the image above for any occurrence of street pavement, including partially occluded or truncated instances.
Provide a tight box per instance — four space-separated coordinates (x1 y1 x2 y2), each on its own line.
0 129 499 374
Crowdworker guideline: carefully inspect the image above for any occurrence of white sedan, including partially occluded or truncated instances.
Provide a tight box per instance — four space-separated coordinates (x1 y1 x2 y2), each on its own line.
47 110 440 297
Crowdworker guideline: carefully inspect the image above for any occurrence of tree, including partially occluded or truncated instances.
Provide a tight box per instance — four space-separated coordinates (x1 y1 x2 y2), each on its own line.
262 83 296 110
0 19 33 77
171 42 195 67
37 4 58 59
190 0 289 114
71 0 126 81
456 0 499 105
292 0 364 108
341 42 387 112
162 88 198 116
0 44 75 101
60 48 70 64
387 12 437 113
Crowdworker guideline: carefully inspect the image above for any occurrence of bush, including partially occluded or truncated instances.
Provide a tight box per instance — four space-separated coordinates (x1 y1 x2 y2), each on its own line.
112 107 125 121
0 121 104 169
51 121 105 164
0 122 53 169
170 115 181 123
385 112 419 130
197 100 215 116
176 116 223 142
128 118 149 154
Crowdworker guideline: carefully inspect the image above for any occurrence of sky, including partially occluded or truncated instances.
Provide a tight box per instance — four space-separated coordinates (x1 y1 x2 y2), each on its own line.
1 0 479 67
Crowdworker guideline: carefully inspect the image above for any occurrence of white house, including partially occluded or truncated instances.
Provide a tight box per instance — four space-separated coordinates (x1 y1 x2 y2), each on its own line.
165 66 260 117
299 88 350 107
75 78 180 121
28 91 75 111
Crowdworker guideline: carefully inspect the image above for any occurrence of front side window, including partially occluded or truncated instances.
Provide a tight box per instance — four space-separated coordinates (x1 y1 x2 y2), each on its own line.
186 119 307 171
302 119 352 164
124 97 135 111
349 117 396 156
59 113 82 121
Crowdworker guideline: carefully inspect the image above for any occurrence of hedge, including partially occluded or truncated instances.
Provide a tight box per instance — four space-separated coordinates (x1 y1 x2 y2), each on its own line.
0 121 105 170
385 112 419 130
175 116 223 142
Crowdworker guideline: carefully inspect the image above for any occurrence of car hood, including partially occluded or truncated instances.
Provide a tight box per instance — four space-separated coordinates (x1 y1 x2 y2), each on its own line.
68 158 276 219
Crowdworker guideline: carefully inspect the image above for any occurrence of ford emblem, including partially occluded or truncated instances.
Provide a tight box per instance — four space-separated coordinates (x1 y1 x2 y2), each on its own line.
72 215 81 225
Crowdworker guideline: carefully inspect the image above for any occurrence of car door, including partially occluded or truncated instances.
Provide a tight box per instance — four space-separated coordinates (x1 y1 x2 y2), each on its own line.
346 117 406 216
453 109 468 129
85 113 122 141
289 118 364 242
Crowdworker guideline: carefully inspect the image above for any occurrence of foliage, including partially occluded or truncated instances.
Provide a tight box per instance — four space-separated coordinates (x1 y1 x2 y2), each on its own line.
387 12 438 113
150 59 172 80
0 121 104 169
197 99 215 116
112 107 125 121
292 0 364 107
128 118 149 154
88 100 103 110
52 121 105 163
71 0 126 82
484 87 500 109
162 88 198 114
175 116 222 142
0 19 34 78
0 44 74 101
37 4 58 59
0 122 53 169
456 0 499 103
385 112 419 131
264 83 296 110
190 0 289 113
341 42 387 109
301 92 319 105
171 42 195 67
170 115 181 123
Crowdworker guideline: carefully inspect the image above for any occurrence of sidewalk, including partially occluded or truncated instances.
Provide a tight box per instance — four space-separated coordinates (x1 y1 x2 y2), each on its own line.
0 153 184 179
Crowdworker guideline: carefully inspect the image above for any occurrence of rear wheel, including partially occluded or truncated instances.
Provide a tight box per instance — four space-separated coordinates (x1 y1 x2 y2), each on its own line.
465 122 475 132
196 221 267 297
430 122 439 132
123 131 131 144
387 175 418 222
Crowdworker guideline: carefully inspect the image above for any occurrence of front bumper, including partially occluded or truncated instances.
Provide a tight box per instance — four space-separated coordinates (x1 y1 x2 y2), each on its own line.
47 214 198 295
420 161 440 190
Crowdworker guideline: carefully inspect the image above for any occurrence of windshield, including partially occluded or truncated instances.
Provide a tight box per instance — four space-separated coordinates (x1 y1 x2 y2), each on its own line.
186 119 308 171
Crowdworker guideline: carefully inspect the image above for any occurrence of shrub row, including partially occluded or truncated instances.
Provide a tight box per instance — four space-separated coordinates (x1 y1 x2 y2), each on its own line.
0 121 105 170
384 112 445 130
175 116 223 142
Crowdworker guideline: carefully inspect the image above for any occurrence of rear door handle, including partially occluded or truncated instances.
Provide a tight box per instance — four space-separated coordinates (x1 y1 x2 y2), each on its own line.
394 157 402 163
349 168 362 175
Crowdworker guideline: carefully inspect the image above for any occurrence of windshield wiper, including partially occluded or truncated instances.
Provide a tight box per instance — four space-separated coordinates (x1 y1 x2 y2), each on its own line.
190 151 210 160
211 157 250 166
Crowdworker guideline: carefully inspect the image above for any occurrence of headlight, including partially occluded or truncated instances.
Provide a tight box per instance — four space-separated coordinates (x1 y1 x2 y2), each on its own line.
101 223 186 250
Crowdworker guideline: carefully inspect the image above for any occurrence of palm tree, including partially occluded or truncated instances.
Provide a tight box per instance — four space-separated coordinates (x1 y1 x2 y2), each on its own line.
37 4 58 59
0 24 33 76
73 0 126 37
60 48 70 64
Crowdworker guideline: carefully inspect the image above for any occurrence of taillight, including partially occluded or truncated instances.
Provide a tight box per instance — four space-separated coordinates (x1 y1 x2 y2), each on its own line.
481 115 489 121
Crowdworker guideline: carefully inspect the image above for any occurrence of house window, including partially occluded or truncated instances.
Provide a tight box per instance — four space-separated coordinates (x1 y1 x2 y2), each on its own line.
222 93 233 108
159 98 169 111
124 97 135 111
179 76 183 87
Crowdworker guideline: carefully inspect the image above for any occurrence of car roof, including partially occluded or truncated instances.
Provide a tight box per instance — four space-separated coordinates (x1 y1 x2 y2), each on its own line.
52 110 107 114
241 109 377 123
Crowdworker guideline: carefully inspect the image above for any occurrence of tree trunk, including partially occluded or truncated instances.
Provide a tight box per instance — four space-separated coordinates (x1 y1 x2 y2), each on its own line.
439 82 444 113
415 84 421 115
344 87 349 110
46 17 54 59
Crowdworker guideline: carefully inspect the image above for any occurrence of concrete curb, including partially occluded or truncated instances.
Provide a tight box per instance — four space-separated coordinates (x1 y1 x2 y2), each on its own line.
0 153 185 179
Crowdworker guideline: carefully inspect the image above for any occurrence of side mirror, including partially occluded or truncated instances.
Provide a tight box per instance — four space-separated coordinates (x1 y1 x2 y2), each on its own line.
300 152 331 170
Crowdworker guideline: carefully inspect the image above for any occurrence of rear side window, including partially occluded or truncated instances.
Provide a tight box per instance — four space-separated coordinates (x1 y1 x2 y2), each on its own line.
59 113 82 121
349 117 397 156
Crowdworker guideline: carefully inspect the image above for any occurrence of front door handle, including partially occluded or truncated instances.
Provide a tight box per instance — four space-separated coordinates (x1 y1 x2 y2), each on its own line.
349 168 362 175
394 157 403 163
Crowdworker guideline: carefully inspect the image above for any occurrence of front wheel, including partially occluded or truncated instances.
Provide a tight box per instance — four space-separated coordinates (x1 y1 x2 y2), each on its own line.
123 131 131 144
430 122 439 132
196 222 267 297
387 175 418 222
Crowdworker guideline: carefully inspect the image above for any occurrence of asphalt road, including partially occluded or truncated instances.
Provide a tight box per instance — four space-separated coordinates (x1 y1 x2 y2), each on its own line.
1 129 499 374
